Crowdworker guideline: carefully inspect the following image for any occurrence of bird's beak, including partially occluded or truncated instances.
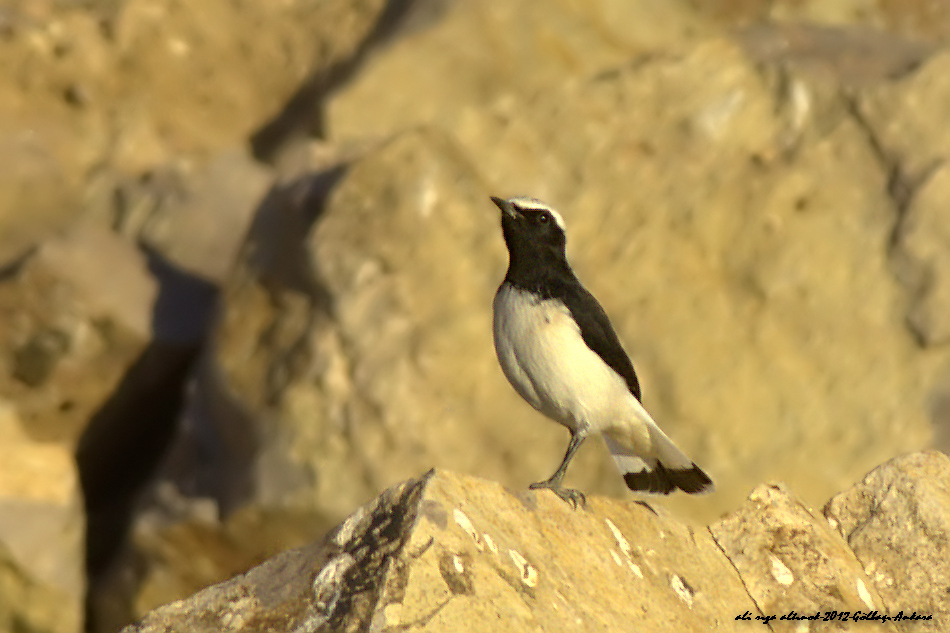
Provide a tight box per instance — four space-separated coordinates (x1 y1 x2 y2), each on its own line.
490 196 519 219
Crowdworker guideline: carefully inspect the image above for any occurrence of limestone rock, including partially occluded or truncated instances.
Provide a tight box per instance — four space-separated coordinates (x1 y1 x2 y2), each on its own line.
0 222 213 632
204 128 623 519
0 7 106 266
120 540 326 633
710 482 893 631
0 223 153 444
0 402 85 633
0 0 389 264
328 29 938 522
6 2 950 630
696 0 950 43
95 496 335 633
123 470 760 633
896 163 950 347
736 22 935 86
123 458 950 631
824 451 950 631
122 17 950 624
327 0 714 141
855 50 950 346
92 149 274 286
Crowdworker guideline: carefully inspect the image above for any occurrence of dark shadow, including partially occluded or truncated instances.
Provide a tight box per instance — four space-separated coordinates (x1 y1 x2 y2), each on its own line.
250 0 450 161
76 163 350 631
177 166 349 517
0 246 37 282
76 250 218 633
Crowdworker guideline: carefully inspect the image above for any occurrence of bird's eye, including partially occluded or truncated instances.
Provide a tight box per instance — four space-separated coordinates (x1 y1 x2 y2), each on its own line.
537 213 550 224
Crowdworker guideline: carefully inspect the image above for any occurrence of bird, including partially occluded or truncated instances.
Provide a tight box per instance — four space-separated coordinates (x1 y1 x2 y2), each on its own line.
490 195 713 507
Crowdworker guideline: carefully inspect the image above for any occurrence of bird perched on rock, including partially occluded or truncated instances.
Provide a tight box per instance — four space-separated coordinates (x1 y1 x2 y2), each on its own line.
490 195 713 506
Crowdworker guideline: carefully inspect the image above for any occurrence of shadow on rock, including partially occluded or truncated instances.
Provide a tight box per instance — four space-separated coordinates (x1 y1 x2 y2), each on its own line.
76 249 218 632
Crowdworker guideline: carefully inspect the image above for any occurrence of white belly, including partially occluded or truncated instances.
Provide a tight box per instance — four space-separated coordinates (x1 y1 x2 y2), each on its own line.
492 283 633 433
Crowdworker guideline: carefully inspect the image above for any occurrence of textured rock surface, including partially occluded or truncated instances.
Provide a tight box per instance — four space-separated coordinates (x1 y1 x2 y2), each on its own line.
825 451 950 631
326 0 714 141
85 149 274 286
854 50 950 347
0 0 387 265
123 457 949 632
712 483 893 631
0 402 85 633
231 30 942 527
0 224 153 445
123 469 760 633
696 0 950 42
202 128 629 521
3 1 950 631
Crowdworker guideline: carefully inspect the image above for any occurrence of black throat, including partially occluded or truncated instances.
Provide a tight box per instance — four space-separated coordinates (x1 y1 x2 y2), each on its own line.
502 223 576 296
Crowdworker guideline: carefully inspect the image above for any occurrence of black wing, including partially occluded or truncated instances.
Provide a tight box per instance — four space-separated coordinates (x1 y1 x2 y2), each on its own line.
547 277 642 402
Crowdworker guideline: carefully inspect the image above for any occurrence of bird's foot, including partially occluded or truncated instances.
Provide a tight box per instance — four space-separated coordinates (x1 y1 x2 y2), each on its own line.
529 480 586 509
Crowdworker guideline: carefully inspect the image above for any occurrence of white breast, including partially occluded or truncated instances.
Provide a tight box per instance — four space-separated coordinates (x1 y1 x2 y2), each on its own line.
492 283 633 433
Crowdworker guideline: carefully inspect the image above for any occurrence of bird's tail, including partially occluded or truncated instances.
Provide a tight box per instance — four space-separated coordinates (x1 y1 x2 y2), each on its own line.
604 419 714 495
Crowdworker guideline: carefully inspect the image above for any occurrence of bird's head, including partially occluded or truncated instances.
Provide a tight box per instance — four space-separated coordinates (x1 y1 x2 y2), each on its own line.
491 196 568 268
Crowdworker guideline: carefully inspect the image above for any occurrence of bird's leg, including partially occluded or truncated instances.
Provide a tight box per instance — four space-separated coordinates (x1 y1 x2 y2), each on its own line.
530 430 587 508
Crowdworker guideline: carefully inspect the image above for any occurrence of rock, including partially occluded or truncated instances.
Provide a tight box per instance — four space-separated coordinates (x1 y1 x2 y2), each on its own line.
34 223 157 339
736 22 936 86
0 0 390 265
326 0 714 140
853 53 950 288
6 2 950 630
88 489 335 633
824 451 950 631
853 50 950 347
123 459 949 631
931 374 950 455
118 537 326 633
710 482 894 631
696 0 950 43
0 220 217 632
91 149 274 285
0 7 109 266
102 15 950 627
0 401 85 633
328 30 938 523
101 0 387 166
895 162 950 346
123 469 761 633
200 128 631 520
0 223 153 444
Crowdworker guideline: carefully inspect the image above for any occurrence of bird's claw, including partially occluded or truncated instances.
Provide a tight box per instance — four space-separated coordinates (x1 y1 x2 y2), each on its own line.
530 481 586 509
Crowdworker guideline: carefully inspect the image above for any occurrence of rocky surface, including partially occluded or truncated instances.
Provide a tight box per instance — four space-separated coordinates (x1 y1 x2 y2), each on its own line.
853 50 950 347
825 452 950 632
123 453 950 632
0 0 388 265
0 223 153 445
0 402 84 633
218 19 947 530
2 1 950 632
712 483 894 631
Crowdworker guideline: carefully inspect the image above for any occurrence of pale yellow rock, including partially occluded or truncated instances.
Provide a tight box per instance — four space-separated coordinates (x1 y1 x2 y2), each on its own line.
327 0 714 141
0 406 77 503
0 224 151 445
35 223 157 339
824 452 950 631
124 462 950 632
0 402 85 633
123 470 762 633
711 481 895 632
284 32 941 524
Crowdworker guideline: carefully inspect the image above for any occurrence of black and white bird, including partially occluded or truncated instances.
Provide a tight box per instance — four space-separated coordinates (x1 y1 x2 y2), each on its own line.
491 195 713 506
